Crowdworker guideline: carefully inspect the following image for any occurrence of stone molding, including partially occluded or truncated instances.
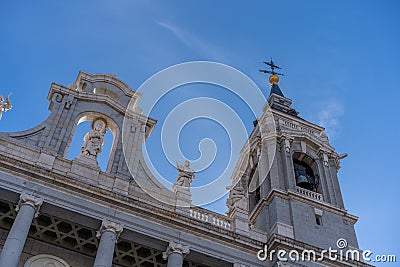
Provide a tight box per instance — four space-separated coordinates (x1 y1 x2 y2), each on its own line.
162 241 190 260
16 192 43 218
96 220 123 240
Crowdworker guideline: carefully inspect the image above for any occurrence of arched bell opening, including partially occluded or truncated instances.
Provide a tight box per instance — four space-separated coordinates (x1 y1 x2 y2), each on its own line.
292 152 320 193
65 112 119 173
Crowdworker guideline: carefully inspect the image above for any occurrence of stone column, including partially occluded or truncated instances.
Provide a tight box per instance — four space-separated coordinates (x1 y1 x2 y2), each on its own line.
163 241 190 267
93 220 123 267
0 192 43 267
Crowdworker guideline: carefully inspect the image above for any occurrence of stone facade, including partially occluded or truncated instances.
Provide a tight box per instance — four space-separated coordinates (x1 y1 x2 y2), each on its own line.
0 72 371 267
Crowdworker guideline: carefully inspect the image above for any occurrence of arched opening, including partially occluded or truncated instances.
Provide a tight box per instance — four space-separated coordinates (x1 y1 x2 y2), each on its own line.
292 152 320 192
65 113 118 172
24 254 70 267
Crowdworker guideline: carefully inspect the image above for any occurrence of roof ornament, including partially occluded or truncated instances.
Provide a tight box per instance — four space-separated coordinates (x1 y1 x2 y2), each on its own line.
173 160 195 191
0 92 12 120
259 58 285 85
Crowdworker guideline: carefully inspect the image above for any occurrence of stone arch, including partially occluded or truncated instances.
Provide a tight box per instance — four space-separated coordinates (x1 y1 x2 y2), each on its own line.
24 254 70 267
64 111 120 173
292 152 321 192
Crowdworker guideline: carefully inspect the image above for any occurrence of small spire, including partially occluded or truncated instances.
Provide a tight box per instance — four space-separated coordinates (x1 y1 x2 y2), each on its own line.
259 58 285 97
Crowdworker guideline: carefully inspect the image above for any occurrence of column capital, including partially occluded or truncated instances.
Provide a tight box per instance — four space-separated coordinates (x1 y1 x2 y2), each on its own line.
162 241 190 260
279 135 293 152
96 220 123 240
16 192 43 218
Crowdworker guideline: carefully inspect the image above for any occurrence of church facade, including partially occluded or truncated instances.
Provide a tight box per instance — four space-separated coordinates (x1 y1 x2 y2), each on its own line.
0 70 372 267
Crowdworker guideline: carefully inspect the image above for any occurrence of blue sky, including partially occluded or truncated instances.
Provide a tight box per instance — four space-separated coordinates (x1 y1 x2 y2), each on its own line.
0 1 399 265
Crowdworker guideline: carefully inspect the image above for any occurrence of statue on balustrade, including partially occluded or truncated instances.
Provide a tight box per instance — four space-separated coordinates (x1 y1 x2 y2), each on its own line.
174 160 195 190
226 181 246 215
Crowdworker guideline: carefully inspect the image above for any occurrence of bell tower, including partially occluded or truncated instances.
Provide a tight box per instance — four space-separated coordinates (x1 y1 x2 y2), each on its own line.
229 60 361 266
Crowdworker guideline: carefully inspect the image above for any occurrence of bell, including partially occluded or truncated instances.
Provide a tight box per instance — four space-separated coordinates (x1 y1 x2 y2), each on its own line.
296 174 312 190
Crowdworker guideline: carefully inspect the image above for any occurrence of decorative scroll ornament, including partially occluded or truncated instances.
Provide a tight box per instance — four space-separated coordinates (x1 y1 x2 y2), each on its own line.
173 160 195 191
162 241 190 260
96 220 123 240
0 92 12 120
16 192 43 218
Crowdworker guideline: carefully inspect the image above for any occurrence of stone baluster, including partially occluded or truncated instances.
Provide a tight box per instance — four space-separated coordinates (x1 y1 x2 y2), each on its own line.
93 220 123 267
163 241 190 267
0 192 43 267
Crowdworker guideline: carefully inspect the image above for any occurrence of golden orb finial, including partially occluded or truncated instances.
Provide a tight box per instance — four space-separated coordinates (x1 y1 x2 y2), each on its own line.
269 74 279 84
260 58 284 85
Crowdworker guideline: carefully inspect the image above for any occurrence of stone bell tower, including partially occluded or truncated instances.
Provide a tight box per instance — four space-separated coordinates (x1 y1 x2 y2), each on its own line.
227 60 362 266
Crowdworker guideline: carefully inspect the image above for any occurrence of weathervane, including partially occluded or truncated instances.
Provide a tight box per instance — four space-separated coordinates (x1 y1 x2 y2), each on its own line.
259 58 284 84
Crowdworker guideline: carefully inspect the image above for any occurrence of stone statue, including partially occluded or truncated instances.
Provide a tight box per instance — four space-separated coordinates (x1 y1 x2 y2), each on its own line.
173 160 195 190
226 182 246 213
0 93 12 120
79 119 107 161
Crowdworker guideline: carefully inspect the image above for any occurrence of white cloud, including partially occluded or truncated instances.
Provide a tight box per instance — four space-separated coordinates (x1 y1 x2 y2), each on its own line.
317 99 344 140
155 20 224 60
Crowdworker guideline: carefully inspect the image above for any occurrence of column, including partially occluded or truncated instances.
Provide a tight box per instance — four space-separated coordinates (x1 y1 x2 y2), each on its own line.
93 220 123 267
163 241 190 267
0 192 43 267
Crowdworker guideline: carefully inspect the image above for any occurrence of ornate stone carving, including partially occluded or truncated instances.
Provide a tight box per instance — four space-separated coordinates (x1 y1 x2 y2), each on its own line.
16 192 43 218
322 153 329 167
78 118 108 164
162 241 190 260
282 137 293 153
53 93 63 103
0 93 12 120
64 95 74 110
318 148 331 167
173 160 195 191
96 220 123 240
